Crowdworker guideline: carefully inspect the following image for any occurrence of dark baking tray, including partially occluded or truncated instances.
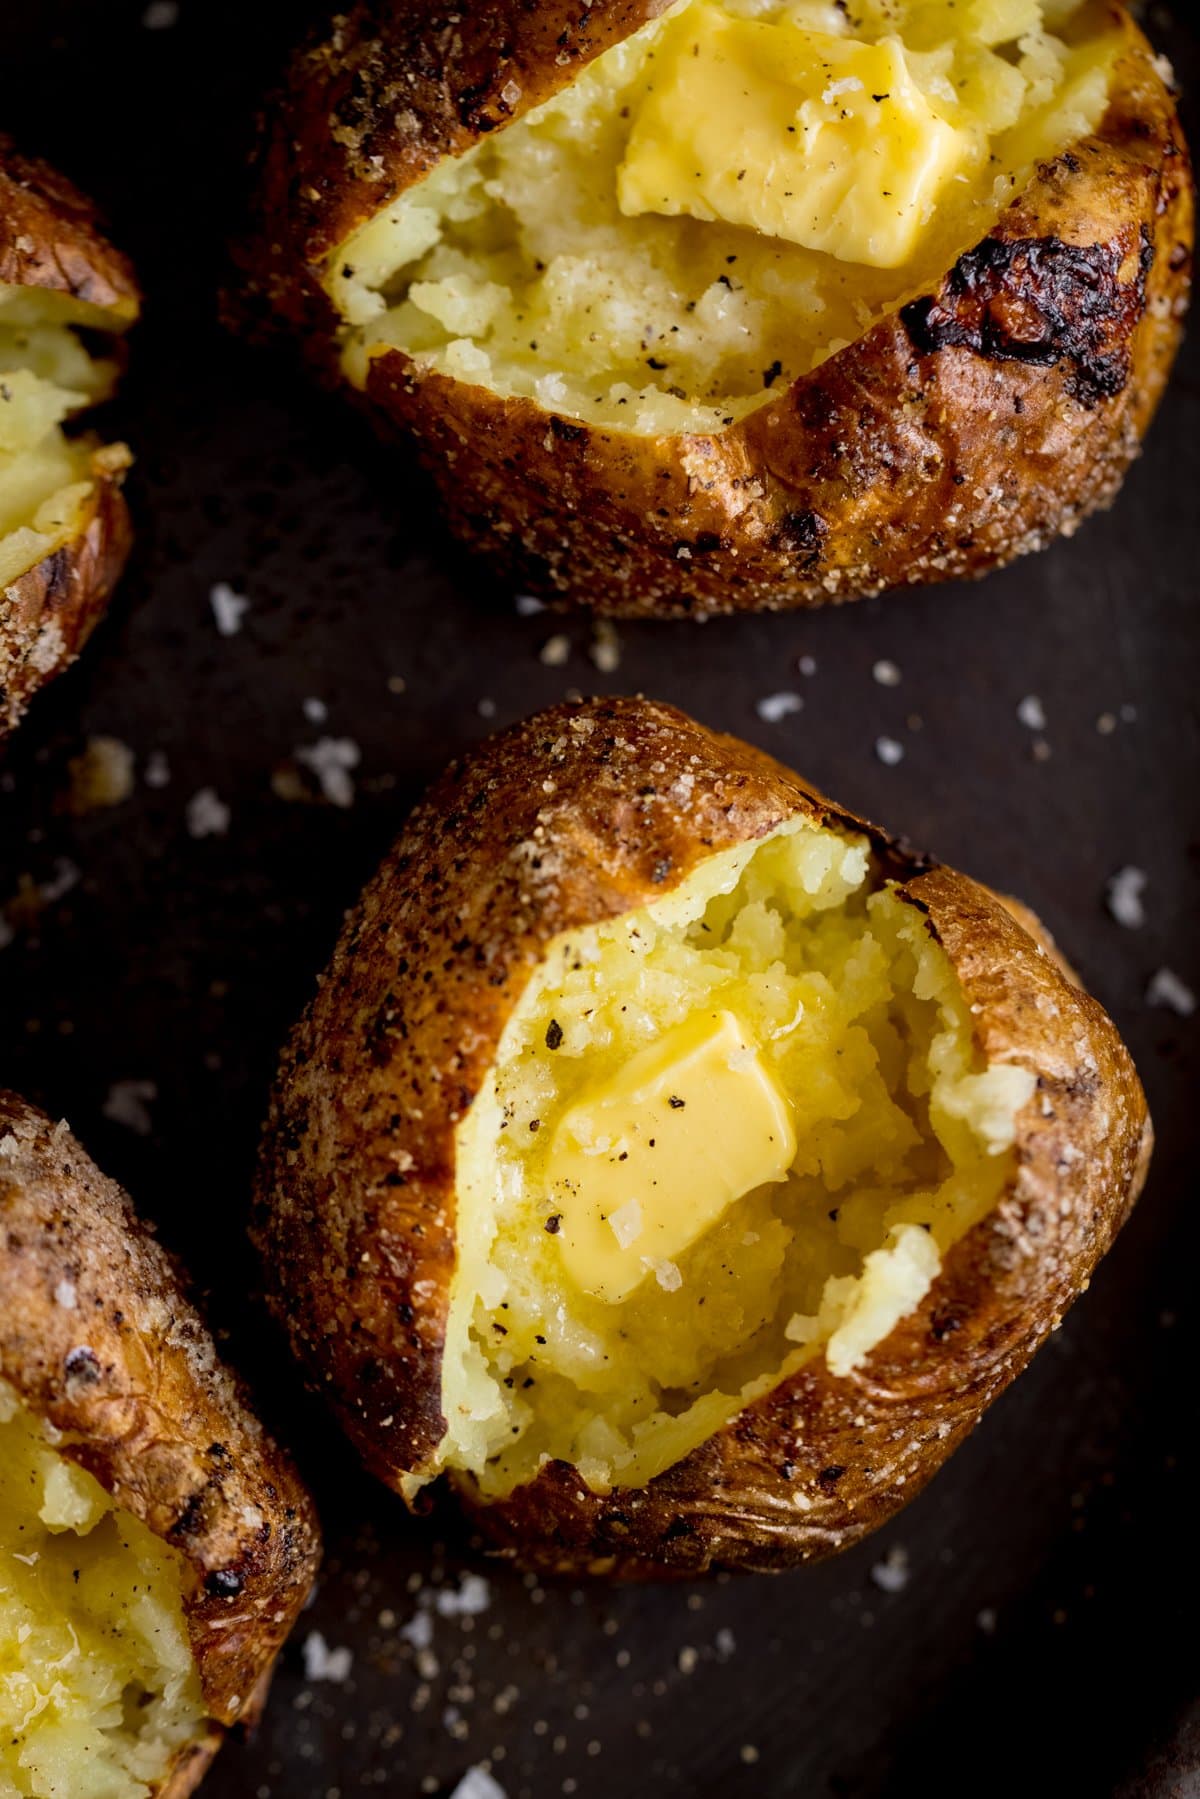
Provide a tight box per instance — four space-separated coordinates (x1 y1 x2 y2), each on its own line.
1 4 1197 1795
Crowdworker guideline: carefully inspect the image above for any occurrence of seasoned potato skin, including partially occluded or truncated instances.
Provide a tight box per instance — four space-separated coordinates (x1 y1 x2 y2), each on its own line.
0 1093 322 1785
254 698 1152 1576
0 140 138 731
242 2 1191 617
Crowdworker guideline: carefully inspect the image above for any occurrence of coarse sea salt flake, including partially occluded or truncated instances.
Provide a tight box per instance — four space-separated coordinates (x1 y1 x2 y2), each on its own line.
608 1198 643 1249
756 691 803 724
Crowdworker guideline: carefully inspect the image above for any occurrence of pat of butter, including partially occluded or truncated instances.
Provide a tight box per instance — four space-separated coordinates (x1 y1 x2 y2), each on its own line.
547 1010 796 1304
617 8 970 270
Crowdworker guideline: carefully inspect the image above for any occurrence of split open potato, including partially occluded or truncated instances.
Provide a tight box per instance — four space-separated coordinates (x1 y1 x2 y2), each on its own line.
0 139 138 732
244 0 1192 616
254 698 1151 1575
0 1092 321 1796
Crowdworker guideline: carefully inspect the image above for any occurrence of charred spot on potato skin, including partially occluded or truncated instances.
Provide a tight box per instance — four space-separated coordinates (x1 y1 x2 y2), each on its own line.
817 1463 847 1493
549 415 587 446
902 234 1150 408
63 1344 101 1384
772 509 828 568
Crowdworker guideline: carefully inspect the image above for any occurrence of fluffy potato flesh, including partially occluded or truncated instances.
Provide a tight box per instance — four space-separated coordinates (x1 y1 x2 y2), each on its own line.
332 0 1119 433
440 817 1036 1501
0 1383 204 1799
0 288 128 590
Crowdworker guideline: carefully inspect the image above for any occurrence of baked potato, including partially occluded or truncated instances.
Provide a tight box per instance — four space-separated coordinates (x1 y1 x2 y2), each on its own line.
0 1092 322 1796
242 0 1192 618
0 140 138 732
254 697 1151 1577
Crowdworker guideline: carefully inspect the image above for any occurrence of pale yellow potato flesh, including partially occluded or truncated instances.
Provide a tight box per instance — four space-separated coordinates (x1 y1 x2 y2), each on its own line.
331 0 1119 434
435 815 1035 1501
0 1384 205 1799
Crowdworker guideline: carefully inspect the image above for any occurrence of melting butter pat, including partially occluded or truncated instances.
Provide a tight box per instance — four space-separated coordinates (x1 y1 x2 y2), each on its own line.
617 8 970 270
548 1010 796 1304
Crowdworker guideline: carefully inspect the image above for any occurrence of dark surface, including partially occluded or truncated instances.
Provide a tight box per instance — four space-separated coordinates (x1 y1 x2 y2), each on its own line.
1 4 1198 1796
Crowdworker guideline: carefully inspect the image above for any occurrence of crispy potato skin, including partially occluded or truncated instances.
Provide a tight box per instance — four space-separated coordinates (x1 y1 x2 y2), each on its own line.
243 3 1191 617
0 1094 322 1763
254 697 1151 1576
0 140 139 732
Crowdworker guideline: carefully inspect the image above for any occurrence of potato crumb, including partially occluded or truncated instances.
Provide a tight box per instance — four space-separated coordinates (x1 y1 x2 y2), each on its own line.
67 737 135 813
589 621 622 674
539 634 571 667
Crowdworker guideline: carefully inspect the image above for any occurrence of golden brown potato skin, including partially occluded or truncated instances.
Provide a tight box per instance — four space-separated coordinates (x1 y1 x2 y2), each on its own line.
254 697 1152 1576
0 1093 322 1780
0 140 139 730
243 2 1191 617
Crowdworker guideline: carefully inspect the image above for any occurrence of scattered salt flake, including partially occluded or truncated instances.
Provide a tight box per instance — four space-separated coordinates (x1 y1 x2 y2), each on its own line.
677 1646 698 1675
646 1257 682 1292
434 1573 492 1618
872 659 902 687
144 749 171 790
103 1080 157 1137
54 1280 77 1310
1017 694 1046 732
1146 967 1195 1017
41 859 81 904
209 582 250 637
186 788 230 838
478 697 497 720
302 1632 353 1683
1120 703 1138 724
296 738 361 809
823 74 863 102
1106 865 1147 930
875 735 904 766
539 633 570 667
715 1627 736 1658
797 654 817 676
449 1771 506 1799
400 1610 434 1651
589 620 622 674
143 0 179 23
515 593 546 617
870 1545 910 1594
608 1198 643 1249
755 691 803 724
977 1607 998 1635
67 737 135 812
302 696 328 725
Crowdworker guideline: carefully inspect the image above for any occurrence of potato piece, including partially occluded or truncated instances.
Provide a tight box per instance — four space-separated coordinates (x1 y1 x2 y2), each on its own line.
240 0 1191 615
0 140 139 732
0 1094 322 1796
254 698 1151 1575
